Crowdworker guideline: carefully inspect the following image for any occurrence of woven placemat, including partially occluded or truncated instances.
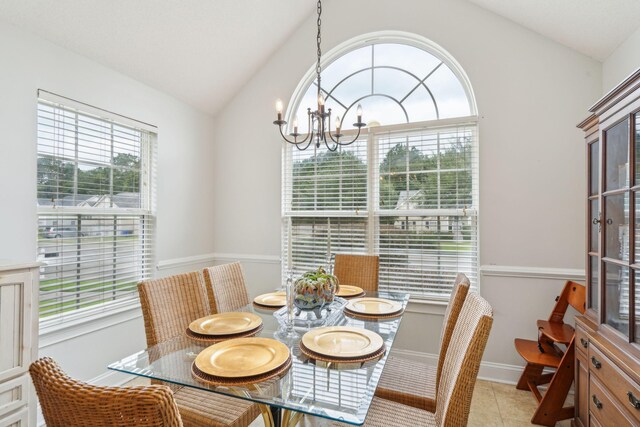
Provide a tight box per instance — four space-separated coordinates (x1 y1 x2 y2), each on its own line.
185 324 264 344
191 356 292 386
343 308 404 320
299 341 386 364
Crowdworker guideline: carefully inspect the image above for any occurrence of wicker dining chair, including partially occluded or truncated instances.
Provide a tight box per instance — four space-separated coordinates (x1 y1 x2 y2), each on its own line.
203 262 250 313
332 292 494 427
375 273 471 411
30 357 183 427
138 272 259 427
333 254 380 292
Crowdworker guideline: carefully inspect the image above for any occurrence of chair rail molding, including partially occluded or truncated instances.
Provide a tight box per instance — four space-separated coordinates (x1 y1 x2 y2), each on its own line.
156 252 282 271
479 265 585 281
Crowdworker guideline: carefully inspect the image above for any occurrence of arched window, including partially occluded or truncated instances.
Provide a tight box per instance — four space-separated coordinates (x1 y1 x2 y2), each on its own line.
282 33 478 299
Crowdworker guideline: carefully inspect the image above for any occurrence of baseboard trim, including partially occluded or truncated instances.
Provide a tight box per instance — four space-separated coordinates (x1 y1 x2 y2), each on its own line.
156 252 281 271
391 348 523 385
479 265 585 281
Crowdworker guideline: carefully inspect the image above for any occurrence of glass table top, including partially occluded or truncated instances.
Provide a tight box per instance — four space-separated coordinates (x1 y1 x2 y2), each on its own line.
108 291 409 425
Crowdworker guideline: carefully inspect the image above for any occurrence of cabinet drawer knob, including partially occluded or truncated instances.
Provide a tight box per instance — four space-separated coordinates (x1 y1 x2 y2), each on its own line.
580 338 588 348
592 394 603 409
628 391 640 410
591 356 602 369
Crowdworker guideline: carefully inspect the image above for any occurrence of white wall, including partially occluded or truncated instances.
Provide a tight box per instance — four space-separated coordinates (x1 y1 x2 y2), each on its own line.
603 25 640 93
211 0 602 379
0 20 217 381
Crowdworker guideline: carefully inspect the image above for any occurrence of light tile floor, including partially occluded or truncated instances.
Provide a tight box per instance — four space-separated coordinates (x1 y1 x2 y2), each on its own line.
126 377 574 426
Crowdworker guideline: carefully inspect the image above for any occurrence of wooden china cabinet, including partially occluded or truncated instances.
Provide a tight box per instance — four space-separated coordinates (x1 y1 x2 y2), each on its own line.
575 68 640 427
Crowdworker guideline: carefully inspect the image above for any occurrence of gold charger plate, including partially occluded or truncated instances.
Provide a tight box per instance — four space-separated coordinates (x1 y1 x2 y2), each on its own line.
253 291 286 307
336 285 365 298
299 340 386 364
192 356 292 386
189 312 262 336
345 297 403 316
194 337 290 378
301 326 384 359
185 324 263 344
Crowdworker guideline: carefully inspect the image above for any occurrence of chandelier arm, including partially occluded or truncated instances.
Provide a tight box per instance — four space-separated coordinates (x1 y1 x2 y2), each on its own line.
324 138 339 152
335 126 363 146
278 125 310 146
294 133 315 151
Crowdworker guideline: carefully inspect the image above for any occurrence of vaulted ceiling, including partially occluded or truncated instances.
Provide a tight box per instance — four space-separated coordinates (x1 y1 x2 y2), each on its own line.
466 0 640 62
0 0 638 116
0 0 315 115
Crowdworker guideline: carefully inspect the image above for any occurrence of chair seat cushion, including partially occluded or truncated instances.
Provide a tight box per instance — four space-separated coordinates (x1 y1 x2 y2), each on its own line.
173 387 259 427
331 397 436 427
375 356 436 411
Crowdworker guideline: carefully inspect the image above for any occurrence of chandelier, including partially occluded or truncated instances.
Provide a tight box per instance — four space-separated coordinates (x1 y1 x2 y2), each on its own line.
273 0 365 151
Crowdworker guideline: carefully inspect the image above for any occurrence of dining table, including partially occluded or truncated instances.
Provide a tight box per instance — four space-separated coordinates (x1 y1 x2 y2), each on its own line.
108 290 410 427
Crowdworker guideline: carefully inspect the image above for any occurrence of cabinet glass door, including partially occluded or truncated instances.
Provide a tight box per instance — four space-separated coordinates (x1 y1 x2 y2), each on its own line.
604 262 629 336
590 140 599 195
604 193 629 262
589 256 599 311
605 120 629 191
588 139 600 312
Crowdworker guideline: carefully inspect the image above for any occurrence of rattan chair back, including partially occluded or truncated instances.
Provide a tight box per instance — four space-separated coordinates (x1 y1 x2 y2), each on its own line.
436 274 470 389
138 271 210 347
203 262 250 313
333 254 379 292
30 357 183 427
435 292 493 426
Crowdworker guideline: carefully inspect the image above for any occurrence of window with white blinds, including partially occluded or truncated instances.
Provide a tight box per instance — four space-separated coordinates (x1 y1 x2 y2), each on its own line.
36 93 156 324
282 40 478 300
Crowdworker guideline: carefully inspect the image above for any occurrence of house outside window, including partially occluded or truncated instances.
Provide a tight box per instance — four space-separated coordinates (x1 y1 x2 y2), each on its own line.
36 91 157 325
282 34 478 299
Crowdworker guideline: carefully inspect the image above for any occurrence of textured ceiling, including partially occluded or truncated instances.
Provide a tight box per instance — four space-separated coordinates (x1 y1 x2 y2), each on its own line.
466 0 640 61
1 1 639 116
0 0 314 115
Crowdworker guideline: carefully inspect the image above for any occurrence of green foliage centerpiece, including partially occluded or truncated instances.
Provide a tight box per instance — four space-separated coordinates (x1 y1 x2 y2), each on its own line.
293 267 340 319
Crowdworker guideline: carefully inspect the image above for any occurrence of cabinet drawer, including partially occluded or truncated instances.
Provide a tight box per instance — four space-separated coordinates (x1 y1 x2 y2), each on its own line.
0 406 28 427
575 325 589 356
589 343 640 421
0 376 28 418
589 376 635 426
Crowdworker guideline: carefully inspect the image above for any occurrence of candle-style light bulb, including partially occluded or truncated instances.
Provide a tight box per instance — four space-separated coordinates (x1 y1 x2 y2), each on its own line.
356 104 363 123
293 116 299 134
275 99 284 122
335 116 341 132
318 93 325 114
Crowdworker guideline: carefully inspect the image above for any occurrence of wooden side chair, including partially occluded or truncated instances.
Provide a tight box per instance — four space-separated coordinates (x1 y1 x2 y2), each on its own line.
203 262 250 313
514 280 586 426
138 272 259 427
375 273 471 411
331 292 494 427
333 254 380 292
30 357 183 427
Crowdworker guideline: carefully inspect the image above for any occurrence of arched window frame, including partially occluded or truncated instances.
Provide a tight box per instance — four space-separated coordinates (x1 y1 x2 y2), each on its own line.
281 31 479 300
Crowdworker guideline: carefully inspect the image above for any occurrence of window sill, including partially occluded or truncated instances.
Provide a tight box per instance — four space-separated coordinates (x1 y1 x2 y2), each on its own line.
39 300 142 349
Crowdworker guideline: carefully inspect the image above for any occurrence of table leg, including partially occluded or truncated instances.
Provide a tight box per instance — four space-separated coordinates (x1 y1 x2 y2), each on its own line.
281 409 304 427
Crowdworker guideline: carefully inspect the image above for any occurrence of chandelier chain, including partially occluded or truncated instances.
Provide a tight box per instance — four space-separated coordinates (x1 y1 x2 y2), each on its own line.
316 0 322 99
